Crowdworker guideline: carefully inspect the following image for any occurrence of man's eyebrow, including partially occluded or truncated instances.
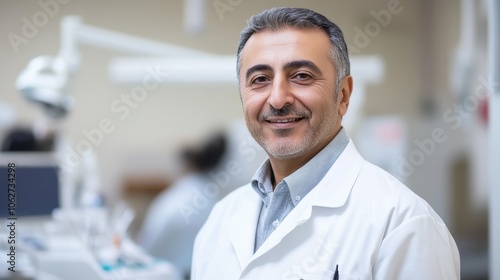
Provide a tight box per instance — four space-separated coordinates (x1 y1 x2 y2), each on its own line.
284 60 322 75
245 64 272 82
244 60 322 82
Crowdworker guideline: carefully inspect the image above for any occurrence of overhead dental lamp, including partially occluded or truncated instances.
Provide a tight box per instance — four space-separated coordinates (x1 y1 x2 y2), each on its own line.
16 55 72 119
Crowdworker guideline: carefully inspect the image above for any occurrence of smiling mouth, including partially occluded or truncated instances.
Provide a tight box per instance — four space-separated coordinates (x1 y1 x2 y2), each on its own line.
267 117 304 123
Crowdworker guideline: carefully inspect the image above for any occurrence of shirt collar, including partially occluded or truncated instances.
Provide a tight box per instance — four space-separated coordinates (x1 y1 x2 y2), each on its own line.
251 127 349 206
251 160 274 205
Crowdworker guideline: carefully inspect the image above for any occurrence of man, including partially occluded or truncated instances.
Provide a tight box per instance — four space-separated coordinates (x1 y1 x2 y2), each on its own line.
192 7 460 280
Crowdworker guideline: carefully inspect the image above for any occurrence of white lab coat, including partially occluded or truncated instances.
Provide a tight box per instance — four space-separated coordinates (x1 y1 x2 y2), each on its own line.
192 141 460 280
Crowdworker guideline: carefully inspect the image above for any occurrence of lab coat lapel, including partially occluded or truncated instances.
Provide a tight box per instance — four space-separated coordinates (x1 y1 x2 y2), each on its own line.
229 187 262 270
250 141 364 261
313 141 365 208
251 197 314 261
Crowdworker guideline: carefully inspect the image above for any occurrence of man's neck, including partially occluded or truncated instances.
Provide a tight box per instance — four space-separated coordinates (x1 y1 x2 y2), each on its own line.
268 131 338 189
269 156 311 188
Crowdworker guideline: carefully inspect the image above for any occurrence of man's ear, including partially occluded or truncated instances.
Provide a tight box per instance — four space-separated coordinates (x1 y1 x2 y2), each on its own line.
338 75 353 117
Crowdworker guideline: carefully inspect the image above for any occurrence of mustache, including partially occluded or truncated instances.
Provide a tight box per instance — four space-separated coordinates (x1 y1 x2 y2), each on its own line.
259 105 311 120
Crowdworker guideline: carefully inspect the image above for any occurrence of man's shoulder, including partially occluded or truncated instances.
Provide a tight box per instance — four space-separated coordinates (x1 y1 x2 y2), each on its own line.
355 160 445 224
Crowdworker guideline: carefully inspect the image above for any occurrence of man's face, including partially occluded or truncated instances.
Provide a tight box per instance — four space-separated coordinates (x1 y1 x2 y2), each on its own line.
239 28 351 161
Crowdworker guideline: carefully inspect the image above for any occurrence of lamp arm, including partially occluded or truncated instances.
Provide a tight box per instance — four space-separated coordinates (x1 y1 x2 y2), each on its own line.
57 16 217 73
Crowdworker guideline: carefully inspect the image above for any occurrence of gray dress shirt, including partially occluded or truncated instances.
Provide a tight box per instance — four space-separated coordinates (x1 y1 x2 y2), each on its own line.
251 128 349 252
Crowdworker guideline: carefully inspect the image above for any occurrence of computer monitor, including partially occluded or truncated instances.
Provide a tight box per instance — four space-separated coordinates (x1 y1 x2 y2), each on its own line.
0 152 59 217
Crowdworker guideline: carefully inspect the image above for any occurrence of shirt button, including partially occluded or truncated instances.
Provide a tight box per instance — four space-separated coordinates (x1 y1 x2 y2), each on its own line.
272 219 280 229
295 195 301 202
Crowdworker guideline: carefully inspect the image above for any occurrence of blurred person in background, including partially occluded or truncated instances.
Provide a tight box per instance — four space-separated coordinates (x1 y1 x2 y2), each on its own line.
137 132 227 279
192 7 460 279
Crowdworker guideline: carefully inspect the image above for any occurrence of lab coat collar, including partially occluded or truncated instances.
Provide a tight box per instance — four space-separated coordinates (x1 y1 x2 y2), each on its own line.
229 187 262 269
252 141 364 263
312 140 364 208
230 140 364 271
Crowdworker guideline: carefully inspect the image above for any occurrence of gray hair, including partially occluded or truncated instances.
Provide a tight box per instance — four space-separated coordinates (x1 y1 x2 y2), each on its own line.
236 7 350 95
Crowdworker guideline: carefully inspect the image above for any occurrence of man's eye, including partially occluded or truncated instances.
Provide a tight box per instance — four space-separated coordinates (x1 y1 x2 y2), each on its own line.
252 76 269 84
294 73 311 80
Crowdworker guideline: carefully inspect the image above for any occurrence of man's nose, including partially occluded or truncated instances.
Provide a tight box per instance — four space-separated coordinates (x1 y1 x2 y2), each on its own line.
268 76 294 110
